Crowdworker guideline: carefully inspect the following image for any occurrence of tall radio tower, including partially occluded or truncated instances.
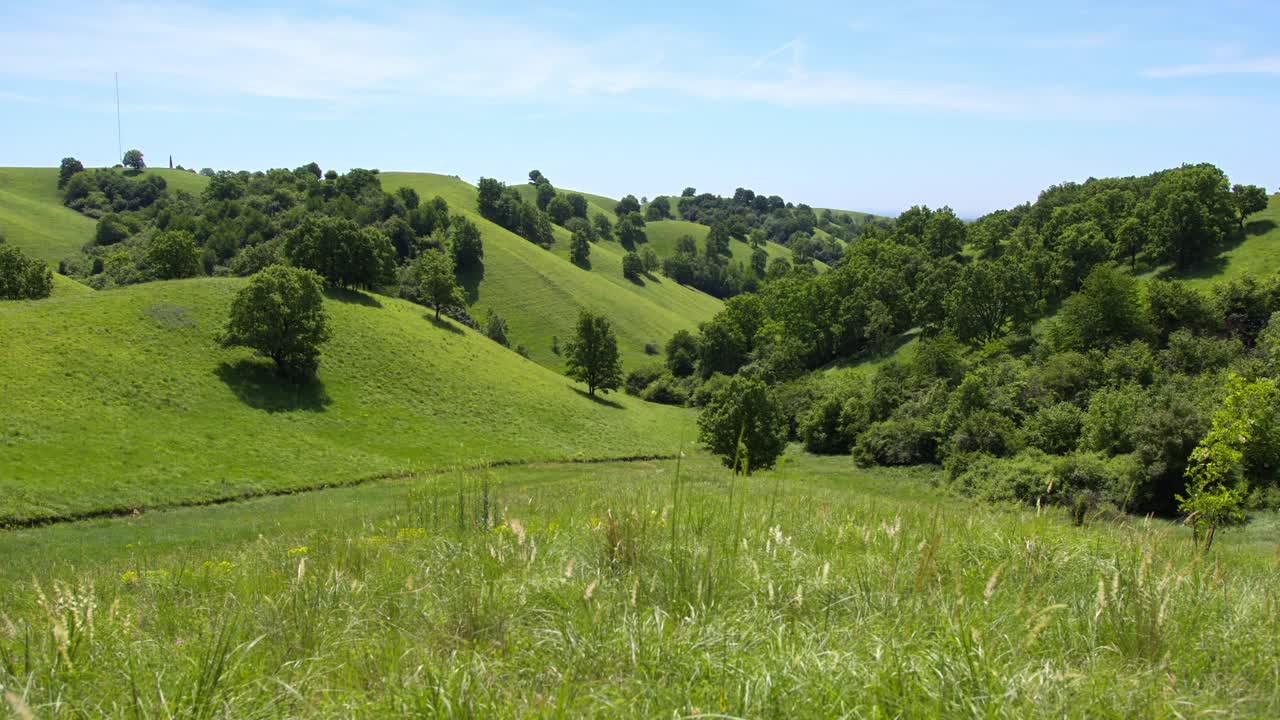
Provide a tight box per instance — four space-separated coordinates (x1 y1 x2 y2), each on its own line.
115 72 122 164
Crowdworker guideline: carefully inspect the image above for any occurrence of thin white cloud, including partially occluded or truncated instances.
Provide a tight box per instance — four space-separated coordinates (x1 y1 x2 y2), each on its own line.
0 2 1268 123
1143 57 1280 78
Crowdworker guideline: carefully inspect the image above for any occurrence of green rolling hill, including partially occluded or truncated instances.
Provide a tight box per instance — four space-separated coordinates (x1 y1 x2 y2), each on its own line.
0 167 96 264
0 277 695 525
380 173 723 370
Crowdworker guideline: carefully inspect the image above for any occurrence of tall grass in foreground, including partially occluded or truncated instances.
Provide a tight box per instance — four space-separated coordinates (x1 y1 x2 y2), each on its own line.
2 458 1279 718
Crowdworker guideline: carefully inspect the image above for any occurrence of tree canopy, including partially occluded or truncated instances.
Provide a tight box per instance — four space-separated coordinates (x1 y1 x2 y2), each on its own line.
223 265 331 378
565 310 623 396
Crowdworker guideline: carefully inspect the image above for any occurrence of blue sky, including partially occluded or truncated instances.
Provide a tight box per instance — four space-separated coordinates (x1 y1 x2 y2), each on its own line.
1 1 1276 216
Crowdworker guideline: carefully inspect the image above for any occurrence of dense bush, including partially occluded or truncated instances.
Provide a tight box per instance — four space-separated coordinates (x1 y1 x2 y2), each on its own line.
0 244 54 300
1023 402 1084 455
853 418 940 466
698 375 786 473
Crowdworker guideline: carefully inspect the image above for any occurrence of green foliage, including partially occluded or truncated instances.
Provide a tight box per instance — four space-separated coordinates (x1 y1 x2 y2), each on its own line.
447 215 483 271
1145 279 1217 344
95 213 131 245
569 227 591 265
122 148 146 170
617 213 647 247
223 265 331 378
1212 273 1280 344
565 310 623 396
482 310 509 347
640 245 659 272
798 379 869 454
1230 183 1268 226
1260 312 1280 374
144 230 202 280
853 417 939 466
548 194 574 225
624 364 666 396
1145 164 1235 268
410 248 465 320
621 251 643 280
535 181 556 210
644 196 671 221
664 329 698 377
615 194 640 216
1179 374 1279 547
0 243 53 300
1023 402 1085 455
697 375 786 473
1049 265 1149 351
57 157 84 189
284 215 395 289
592 214 613 241
944 259 1034 344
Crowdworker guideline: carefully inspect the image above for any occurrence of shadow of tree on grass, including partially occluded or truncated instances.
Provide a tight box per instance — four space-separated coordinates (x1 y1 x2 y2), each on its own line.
324 287 382 307
216 359 332 413
570 386 624 409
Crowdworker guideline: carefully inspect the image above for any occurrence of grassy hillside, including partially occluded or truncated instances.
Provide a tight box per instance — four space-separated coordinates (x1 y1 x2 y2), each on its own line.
644 219 793 266
511 182 618 220
380 173 722 370
2 454 1277 717
0 278 695 525
0 167 210 266
1172 193 1280 289
0 167 95 264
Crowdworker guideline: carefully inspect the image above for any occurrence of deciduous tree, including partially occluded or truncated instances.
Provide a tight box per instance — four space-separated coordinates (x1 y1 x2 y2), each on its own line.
223 265 331 378
565 310 623 396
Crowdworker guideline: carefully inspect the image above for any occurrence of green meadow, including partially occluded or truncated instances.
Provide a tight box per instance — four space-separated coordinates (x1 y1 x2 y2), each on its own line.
0 277 694 525
1 454 1277 718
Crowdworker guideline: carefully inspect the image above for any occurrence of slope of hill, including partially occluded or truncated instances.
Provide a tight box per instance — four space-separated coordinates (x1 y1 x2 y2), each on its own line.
643 219 793 266
0 278 695 525
380 173 722 369
1171 194 1280 289
0 167 96 264
0 167 212 266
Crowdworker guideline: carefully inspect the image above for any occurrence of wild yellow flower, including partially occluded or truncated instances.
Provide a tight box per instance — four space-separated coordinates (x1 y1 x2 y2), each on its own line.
119 570 139 585
288 546 309 557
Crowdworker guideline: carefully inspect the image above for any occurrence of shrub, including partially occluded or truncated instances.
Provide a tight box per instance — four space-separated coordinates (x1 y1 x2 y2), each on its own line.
1162 329 1242 374
228 241 283 276
624 364 666 396
483 311 510 347
691 373 730 407
853 418 940 466
953 450 1053 504
697 375 787 473
798 377 870 455
1023 402 1084 455
1080 384 1141 455
622 252 644 281
0 244 54 300
640 374 689 406
96 214 131 245
145 230 202 280
948 409 1022 458
665 329 699 378
643 342 659 356
1102 341 1156 387
1036 351 1102 401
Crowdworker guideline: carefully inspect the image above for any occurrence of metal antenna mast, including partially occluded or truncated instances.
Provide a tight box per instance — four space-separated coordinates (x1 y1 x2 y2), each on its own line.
115 72 122 164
